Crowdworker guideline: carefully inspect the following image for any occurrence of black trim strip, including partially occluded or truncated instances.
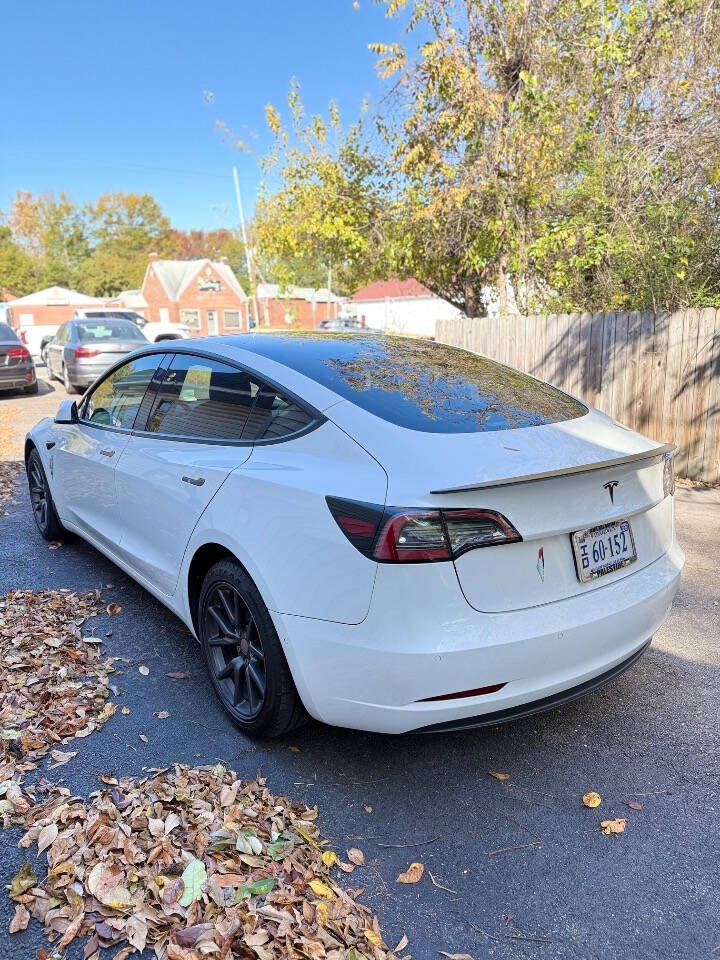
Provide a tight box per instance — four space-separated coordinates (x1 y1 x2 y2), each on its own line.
414 639 651 733
74 345 326 447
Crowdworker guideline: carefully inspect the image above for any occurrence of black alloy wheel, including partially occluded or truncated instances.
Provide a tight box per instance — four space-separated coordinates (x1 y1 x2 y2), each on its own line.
203 582 267 719
198 559 306 738
26 449 66 541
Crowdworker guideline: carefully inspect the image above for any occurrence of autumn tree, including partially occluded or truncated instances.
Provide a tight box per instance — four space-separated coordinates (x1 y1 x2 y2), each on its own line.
252 0 720 314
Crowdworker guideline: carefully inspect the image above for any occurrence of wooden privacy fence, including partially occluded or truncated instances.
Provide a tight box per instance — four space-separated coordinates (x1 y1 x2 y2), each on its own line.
436 309 720 484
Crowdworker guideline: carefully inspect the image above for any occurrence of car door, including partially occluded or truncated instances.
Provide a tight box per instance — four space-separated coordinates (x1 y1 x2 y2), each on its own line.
52 353 164 551
47 324 66 378
113 353 256 595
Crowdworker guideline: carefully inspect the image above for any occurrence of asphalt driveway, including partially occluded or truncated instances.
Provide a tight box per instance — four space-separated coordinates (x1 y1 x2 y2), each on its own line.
1 375 719 959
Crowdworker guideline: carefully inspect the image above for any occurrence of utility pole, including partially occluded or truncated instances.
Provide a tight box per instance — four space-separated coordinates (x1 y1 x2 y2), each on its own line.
327 263 332 324
232 166 260 329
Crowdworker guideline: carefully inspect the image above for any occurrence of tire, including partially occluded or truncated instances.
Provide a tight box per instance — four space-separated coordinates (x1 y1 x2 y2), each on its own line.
62 364 78 394
23 381 39 395
198 559 307 739
26 449 67 541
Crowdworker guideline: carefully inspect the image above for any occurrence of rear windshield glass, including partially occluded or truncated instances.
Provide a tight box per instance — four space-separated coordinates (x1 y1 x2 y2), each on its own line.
76 321 146 342
0 323 19 341
240 333 587 433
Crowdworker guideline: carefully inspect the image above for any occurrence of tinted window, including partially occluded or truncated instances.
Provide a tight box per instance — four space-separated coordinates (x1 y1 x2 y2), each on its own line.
76 321 146 342
83 354 161 429
145 355 257 440
238 333 587 433
0 323 18 341
241 385 314 440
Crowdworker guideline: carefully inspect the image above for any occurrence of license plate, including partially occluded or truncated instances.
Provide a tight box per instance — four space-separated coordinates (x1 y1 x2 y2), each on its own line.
571 519 637 583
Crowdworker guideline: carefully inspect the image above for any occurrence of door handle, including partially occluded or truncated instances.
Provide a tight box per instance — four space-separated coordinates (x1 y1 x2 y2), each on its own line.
100 448 115 457
182 476 206 486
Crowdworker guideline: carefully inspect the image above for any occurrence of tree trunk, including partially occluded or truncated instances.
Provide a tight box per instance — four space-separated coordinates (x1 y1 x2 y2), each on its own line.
497 255 508 315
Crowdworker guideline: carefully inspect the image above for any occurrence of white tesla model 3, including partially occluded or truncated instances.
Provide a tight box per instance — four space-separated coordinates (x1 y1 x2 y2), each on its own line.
25 334 683 738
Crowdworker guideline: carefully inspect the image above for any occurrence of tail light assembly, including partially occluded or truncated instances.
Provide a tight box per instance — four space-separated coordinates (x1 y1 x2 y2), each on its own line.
74 346 101 358
326 496 521 563
663 451 675 498
7 346 30 360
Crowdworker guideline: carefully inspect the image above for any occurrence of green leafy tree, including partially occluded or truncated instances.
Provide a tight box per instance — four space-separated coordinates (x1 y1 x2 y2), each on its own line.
0 226 39 296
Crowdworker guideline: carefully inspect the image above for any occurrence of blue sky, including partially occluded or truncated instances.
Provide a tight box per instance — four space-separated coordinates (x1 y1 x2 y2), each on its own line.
0 1 402 230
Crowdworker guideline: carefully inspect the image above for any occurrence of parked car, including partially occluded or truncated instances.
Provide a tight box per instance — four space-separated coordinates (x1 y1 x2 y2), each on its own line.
45 318 148 393
74 309 192 343
318 317 382 333
24 334 683 738
0 322 38 394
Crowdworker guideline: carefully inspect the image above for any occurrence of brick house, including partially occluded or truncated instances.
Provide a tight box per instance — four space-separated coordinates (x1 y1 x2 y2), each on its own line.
255 283 342 330
141 253 249 337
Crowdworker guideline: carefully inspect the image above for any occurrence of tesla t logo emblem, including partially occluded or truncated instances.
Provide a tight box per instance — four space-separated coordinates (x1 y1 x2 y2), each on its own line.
604 480 619 504
536 547 545 582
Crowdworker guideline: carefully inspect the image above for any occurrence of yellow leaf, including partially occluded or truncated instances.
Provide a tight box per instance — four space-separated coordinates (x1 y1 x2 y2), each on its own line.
309 879 336 899
600 818 626 835
396 862 424 884
582 791 602 808
489 771 509 781
364 929 383 946
322 850 338 867
316 901 329 926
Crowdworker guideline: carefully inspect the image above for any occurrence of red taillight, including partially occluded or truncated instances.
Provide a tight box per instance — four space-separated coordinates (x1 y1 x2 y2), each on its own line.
7 346 30 359
74 346 100 358
374 511 450 562
326 497 521 563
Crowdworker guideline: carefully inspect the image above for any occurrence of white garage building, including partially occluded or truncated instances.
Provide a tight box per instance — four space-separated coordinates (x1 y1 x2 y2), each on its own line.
348 278 462 338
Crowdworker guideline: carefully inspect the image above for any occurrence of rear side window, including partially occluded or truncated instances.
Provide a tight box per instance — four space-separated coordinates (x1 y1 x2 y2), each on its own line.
239 334 587 433
145 354 257 440
82 354 161 429
241 385 314 440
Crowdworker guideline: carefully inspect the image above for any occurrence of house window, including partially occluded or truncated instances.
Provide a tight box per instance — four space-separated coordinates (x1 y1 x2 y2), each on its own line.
223 310 242 330
180 309 201 329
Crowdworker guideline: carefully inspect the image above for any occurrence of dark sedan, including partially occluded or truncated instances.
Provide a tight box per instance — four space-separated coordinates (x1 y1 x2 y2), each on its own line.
46 319 148 394
0 322 37 395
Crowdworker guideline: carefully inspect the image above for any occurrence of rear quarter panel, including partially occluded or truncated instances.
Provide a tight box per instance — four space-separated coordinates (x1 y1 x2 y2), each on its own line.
187 421 388 624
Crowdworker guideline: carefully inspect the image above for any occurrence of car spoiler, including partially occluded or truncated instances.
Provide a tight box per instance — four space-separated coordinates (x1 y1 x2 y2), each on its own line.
430 442 676 494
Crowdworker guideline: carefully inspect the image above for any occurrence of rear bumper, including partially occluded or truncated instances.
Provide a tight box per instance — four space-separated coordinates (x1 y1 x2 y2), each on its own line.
66 359 114 387
276 541 684 734
0 367 36 391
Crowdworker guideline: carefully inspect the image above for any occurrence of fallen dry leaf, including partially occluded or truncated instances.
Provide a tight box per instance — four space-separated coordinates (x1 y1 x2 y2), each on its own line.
49 540 64 550
166 671 190 679
395 934 409 951
347 847 365 866
0 461 21 516
627 801 643 811
438 953 474 960
0 589 111 824
600 818 627 835
488 771 510 781
8 903 30 933
397 862 425 884
363 804 373 814
9 765 400 959
154 710 170 719
106 603 122 616
121 706 130 715
138 734 148 743
49 749 77 768
583 791 603 808
138 664 149 676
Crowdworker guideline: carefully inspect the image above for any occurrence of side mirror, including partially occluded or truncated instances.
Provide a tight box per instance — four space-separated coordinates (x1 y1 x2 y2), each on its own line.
55 399 79 425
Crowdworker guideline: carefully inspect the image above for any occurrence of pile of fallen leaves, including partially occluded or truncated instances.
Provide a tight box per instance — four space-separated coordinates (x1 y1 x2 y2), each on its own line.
0 590 114 824
11 764 400 960
0 460 22 516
